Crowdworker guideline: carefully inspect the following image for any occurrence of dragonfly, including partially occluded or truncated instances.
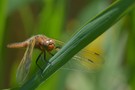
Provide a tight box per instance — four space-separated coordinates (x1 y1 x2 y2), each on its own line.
7 34 103 84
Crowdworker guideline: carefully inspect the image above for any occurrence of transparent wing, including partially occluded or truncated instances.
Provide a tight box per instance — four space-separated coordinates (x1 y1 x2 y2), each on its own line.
53 39 64 49
16 39 35 84
62 50 104 73
62 49 104 73
53 39 104 73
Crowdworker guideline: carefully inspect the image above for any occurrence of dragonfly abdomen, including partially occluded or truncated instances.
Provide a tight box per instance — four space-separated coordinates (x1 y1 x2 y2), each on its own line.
7 41 29 48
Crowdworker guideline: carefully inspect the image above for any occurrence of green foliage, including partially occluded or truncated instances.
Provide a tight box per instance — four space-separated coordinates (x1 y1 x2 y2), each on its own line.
0 0 8 88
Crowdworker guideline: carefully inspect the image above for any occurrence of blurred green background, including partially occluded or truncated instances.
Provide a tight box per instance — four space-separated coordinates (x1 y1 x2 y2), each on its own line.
0 0 135 90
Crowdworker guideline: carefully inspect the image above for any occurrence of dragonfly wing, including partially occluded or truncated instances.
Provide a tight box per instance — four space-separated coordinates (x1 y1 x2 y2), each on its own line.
53 39 64 49
53 39 103 72
16 39 35 84
62 49 103 73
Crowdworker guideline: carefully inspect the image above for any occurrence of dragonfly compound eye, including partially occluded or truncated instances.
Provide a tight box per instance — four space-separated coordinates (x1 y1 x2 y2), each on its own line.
47 44 55 51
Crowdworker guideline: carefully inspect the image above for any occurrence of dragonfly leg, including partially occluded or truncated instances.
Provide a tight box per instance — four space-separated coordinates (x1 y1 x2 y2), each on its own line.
48 52 54 56
40 62 52 78
36 52 43 72
43 51 51 64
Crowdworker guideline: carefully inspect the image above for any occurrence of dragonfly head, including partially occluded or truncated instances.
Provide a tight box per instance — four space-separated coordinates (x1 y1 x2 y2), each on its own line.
44 39 55 51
